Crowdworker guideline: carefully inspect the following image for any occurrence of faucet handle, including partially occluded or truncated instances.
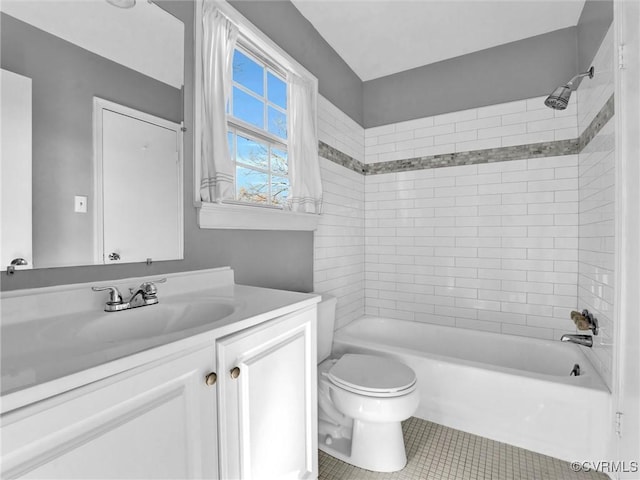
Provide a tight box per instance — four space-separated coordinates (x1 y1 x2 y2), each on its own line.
92 286 124 304
580 309 599 335
140 278 167 297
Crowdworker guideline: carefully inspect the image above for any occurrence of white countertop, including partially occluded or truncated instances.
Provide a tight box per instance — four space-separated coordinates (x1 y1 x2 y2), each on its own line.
1 268 319 413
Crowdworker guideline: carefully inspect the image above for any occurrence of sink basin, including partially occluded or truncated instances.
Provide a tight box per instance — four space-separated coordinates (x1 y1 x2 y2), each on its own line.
41 298 237 345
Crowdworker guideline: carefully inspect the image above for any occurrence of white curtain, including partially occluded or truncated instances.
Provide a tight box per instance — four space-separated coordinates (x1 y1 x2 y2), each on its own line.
200 5 238 203
287 74 322 214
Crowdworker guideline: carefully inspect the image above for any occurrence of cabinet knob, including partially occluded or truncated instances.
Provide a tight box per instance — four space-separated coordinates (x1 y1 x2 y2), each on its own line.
205 372 217 386
230 367 240 379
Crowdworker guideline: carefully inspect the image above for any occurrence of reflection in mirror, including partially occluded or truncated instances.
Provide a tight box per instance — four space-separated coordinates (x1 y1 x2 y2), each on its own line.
95 98 183 264
1 70 33 271
0 0 184 269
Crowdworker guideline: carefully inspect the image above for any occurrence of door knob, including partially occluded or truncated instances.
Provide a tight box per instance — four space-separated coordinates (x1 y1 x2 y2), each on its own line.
6 258 28 275
205 372 217 386
230 367 240 379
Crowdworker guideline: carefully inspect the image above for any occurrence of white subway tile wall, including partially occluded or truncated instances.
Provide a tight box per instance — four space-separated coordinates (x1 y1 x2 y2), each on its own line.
363 95 577 164
315 96 365 329
314 25 614 357
364 157 580 339
318 95 365 163
577 25 615 389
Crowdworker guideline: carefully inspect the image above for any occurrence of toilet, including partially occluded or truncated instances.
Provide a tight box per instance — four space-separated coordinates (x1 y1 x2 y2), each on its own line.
316 295 419 472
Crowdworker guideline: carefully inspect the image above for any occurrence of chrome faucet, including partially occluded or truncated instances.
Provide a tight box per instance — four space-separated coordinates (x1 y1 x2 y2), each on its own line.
561 334 593 348
561 308 599 347
92 278 166 312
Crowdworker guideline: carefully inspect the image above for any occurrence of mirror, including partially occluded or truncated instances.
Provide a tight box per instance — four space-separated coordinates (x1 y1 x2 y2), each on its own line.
0 0 184 269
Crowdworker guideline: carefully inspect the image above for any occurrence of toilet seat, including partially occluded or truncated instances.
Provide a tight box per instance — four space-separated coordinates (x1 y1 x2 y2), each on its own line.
327 354 417 398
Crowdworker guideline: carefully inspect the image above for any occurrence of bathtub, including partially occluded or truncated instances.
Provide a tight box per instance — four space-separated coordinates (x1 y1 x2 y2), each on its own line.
331 317 611 462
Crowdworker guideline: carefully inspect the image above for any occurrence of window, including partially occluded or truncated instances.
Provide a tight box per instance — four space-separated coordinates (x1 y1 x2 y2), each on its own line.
227 46 289 206
195 1 321 230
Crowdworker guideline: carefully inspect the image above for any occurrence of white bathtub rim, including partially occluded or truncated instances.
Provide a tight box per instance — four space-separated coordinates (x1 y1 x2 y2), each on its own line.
332 339 613 463
334 335 608 394
334 316 610 393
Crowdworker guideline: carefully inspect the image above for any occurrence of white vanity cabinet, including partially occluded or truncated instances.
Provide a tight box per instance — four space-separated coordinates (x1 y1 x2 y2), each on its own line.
1 345 218 480
1 300 318 480
216 306 318 480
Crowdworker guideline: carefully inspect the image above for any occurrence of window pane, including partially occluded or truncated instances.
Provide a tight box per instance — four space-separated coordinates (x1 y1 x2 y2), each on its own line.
267 72 286 109
271 148 288 175
233 50 264 96
236 134 267 169
233 87 264 129
268 107 287 139
236 166 269 204
271 176 289 205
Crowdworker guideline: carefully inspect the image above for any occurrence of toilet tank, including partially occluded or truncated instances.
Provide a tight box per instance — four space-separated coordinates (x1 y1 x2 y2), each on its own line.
316 294 337 363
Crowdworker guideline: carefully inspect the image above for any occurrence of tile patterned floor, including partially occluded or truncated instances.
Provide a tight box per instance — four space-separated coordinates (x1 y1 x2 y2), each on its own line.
318 417 608 480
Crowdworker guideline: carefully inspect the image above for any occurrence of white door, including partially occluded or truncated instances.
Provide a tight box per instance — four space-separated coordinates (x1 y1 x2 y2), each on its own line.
96 99 182 264
216 308 318 480
0 346 218 479
1 69 32 270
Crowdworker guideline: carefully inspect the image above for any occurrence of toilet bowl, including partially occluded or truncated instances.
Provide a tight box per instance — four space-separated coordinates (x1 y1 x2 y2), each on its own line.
315 295 419 472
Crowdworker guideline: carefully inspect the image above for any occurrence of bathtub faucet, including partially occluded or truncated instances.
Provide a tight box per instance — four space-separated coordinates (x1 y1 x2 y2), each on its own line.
560 334 593 348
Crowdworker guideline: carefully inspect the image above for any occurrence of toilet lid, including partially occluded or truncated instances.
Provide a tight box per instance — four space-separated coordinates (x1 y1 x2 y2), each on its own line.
327 354 416 395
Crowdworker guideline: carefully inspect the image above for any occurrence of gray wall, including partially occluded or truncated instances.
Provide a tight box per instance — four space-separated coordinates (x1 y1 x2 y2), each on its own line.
577 0 614 72
228 0 363 126
361 0 613 127
0 1 314 293
363 27 579 128
203 0 613 129
1 13 182 269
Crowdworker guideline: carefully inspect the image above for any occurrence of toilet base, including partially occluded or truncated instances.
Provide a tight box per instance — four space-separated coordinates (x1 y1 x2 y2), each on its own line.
319 419 407 473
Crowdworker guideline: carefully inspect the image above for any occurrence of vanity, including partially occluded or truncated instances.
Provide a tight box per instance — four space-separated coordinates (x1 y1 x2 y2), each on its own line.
1 268 320 479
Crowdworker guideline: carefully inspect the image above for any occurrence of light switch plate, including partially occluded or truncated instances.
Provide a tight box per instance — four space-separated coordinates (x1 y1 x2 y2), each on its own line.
74 195 88 213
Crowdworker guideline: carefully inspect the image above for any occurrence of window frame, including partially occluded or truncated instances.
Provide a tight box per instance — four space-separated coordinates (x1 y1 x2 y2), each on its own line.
227 43 290 208
229 43 288 139
227 126 290 208
194 0 320 231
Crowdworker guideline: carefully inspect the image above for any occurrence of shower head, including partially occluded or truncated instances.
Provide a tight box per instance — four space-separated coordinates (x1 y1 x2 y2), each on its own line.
545 85 572 110
544 66 594 110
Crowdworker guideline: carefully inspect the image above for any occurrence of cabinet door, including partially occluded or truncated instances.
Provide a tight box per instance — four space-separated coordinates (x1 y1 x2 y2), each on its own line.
1 346 218 479
217 307 318 480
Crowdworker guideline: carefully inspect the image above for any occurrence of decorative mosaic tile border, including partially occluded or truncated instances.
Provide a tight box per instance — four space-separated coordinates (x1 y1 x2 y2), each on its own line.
318 94 614 176
318 141 366 174
364 139 579 175
578 94 615 152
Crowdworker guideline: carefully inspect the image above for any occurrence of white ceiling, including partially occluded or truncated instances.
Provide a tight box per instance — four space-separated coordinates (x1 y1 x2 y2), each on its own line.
291 0 586 81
